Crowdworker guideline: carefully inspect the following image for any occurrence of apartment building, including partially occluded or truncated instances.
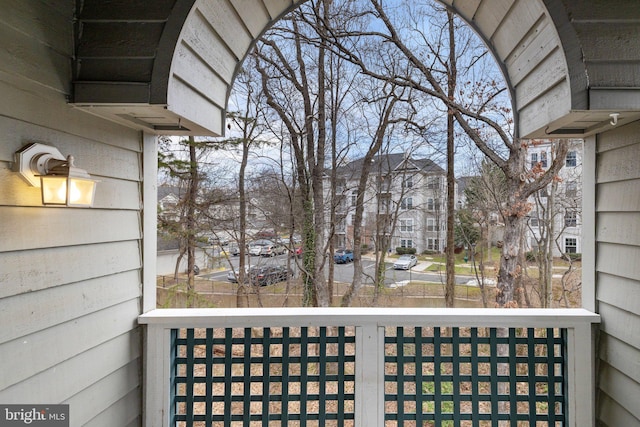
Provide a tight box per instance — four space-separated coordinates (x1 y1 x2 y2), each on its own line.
526 139 583 256
326 153 450 253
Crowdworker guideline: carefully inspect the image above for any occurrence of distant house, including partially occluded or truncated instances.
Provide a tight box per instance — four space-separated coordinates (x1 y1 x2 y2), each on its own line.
325 153 451 253
158 185 182 222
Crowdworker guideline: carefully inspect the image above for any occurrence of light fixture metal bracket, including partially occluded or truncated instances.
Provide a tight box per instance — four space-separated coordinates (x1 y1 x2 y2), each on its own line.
14 143 66 187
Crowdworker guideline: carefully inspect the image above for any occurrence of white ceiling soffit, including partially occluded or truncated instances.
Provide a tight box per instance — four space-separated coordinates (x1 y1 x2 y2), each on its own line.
71 0 640 137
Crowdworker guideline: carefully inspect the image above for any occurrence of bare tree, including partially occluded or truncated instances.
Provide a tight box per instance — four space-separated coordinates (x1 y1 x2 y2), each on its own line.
320 0 569 306
341 85 403 307
463 161 509 306
253 1 338 306
526 139 582 307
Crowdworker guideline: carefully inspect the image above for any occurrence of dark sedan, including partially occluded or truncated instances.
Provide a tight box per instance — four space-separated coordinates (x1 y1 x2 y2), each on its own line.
228 265 292 286
251 265 292 286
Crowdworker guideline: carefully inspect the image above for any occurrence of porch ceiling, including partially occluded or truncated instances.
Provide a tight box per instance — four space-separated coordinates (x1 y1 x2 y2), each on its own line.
71 0 640 138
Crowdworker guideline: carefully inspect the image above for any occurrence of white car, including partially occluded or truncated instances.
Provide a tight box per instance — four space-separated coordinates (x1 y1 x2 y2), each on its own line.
260 243 286 257
393 254 418 270
248 245 263 256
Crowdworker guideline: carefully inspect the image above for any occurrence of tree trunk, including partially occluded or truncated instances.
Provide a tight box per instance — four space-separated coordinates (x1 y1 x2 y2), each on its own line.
544 180 556 307
185 136 199 307
236 133 250 308
313 4 329 306
444 11 457 308
496 202 527 307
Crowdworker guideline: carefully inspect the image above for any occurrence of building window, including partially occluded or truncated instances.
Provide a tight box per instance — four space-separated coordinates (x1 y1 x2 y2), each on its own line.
566 151 577 167
400 239 413 248
400 219 413 232
566 181 577 198
427 198 434 211
401 197 413 210
427 177 439 189
351 190 357 206
380 195 391 212
564 211 577 227
530 152 538 168
427 238 439 251
380 177 391 192
427 219 435 231
540 151 548 168
402 176 413 188
529 212 539 227
565 238 577 254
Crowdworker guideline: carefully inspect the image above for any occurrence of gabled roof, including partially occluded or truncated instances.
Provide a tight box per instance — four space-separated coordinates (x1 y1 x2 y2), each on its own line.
158 185 183 201
334 153 444 178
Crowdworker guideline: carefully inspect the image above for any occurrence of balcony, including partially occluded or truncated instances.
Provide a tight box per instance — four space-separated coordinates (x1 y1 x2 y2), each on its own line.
139 308 599 427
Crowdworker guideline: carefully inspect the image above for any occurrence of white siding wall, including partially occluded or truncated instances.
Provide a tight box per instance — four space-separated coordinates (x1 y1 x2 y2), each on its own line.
0 1 143 425
595 122 640 426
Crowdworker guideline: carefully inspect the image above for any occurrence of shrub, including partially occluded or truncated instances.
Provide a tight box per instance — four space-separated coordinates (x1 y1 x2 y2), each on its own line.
396 247 417 255
564 252 582 261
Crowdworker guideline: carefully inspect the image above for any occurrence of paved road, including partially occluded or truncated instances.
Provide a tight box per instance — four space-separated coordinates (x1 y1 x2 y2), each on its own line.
200 254 472 286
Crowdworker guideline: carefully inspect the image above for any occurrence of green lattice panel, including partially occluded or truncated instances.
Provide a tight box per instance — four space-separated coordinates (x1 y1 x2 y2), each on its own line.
384 327 566 427
171 326 356 427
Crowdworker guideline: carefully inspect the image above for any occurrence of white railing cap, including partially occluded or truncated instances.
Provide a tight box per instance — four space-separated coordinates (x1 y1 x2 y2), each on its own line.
139 307 600 329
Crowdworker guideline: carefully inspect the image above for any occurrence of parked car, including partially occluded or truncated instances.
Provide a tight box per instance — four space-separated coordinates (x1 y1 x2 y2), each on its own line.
228 265 291 286
290 246 303 257
226 266 248 283
221 245 239 256
248 244 264 256
260 243 286 257
334 248 354 264
248 239 274 256
250 265 292 286
186 265 200 275
393 254 418 270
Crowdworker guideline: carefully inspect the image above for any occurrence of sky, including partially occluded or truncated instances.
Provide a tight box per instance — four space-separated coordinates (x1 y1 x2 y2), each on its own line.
163 0 513 184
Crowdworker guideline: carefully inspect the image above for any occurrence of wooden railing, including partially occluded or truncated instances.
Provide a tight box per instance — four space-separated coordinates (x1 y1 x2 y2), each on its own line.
139 308 599 427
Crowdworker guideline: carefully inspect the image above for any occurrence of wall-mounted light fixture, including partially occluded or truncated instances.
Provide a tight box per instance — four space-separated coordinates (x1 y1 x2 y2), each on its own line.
14 143 98 207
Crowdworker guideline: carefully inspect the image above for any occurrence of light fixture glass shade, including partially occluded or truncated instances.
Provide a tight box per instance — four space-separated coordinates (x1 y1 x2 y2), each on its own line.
39 155 97 207
41 175 96 207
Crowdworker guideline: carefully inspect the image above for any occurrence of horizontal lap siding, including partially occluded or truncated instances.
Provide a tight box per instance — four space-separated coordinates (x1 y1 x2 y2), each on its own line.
229 0 272 37
442 0 571 138
596 121 640 426
0 1 143 425
167 0 305 136
598 393 639 427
